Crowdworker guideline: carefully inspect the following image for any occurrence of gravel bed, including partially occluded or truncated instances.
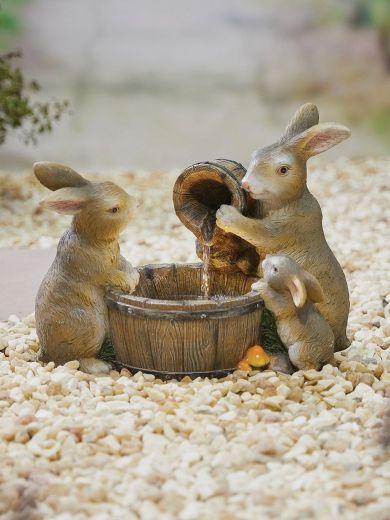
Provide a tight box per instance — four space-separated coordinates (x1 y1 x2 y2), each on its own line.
0 159 389 519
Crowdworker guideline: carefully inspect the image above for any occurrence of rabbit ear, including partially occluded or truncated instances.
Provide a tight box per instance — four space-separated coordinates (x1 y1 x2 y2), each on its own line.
281 103 319 142
286 274 307 308
302 271 324 303
40 187 91 215
34 162 90 191
290 123 351 158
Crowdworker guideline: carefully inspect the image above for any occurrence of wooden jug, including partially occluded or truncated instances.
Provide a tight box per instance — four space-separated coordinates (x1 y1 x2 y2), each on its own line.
173 159 262 275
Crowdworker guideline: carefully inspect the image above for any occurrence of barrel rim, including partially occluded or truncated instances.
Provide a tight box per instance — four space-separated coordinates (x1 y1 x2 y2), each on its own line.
105 262 263 313
172 160 246 211
106 296 263 320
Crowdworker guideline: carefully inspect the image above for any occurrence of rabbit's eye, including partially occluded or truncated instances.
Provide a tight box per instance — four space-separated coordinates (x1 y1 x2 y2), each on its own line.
273 267 278 273
110 207 119 213
277 165 290 175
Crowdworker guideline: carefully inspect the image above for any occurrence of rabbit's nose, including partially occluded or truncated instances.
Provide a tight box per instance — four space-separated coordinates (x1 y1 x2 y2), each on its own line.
242 181 251 191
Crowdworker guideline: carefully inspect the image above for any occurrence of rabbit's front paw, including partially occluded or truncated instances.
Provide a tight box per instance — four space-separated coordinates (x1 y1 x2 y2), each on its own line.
251 279 267 294
108 271 135 293
127 269 140 293
216 205 242 233
117 270 139 294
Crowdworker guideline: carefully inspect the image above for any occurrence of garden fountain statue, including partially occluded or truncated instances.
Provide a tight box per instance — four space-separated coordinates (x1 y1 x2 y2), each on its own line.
34 103 351 376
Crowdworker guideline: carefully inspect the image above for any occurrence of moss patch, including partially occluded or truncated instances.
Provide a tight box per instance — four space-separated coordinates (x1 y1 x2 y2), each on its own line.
98 337 116 364
260 308 284 353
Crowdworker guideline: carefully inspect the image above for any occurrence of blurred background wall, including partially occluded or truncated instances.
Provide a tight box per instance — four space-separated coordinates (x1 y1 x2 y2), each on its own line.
0 0 389 172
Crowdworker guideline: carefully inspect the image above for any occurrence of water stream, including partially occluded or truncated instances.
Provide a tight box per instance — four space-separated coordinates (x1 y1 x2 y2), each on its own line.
201 244 211 298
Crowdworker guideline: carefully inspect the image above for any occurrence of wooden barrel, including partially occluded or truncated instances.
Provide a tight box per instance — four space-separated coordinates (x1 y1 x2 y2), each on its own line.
173 159 262 275
106 263 263 378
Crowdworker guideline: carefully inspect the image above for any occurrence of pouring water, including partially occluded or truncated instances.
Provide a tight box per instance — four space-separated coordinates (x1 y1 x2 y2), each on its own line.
201 244 211 298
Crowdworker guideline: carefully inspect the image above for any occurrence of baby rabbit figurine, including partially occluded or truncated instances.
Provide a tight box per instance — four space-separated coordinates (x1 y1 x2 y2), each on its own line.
253 255 334 371
34 162 140 374
216 103 350 351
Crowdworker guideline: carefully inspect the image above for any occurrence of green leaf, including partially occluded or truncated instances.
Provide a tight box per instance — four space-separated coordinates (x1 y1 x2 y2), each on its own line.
0 50 69 146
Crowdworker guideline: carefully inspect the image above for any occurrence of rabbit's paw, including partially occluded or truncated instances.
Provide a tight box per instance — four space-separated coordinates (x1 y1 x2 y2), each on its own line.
127 269 140 293
79 358 112 374
216 205 243 233
251 279 267 294
109 271 136 294
268 352 295 375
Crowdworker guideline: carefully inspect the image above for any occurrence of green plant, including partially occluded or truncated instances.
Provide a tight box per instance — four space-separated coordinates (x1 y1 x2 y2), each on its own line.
98 337 117 364
0 50 69 145
260 308 284 353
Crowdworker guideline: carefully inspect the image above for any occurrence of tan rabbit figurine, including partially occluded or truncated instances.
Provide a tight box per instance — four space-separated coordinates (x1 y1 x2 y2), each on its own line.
216 103 350 351
34 162 139 374
253 255 334 371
